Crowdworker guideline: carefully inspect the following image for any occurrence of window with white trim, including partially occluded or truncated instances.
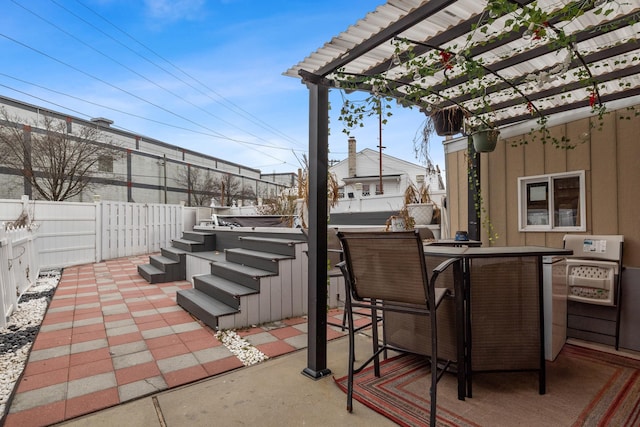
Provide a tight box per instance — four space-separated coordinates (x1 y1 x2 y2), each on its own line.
518 171 586 232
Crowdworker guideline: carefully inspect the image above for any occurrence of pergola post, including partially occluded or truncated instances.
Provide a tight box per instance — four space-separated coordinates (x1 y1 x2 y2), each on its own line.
302 83 331 379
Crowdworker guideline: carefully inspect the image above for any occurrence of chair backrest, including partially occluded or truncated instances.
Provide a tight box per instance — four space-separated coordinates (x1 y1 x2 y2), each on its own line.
415 226 435 241
337 230 430 306
327 228 343 268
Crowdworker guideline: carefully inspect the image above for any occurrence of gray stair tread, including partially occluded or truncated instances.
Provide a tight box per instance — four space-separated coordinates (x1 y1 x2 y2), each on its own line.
150 255 180 265
138 264 164 275
195 274 258 296
172 238 205 245
185 230 216 235
225 248 293 261
163 246 188 255
238 236 299 245
178 289 237 316
212 261 275 277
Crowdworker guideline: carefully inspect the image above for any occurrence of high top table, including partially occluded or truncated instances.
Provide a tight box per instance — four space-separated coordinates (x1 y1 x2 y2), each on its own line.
421 245 573 400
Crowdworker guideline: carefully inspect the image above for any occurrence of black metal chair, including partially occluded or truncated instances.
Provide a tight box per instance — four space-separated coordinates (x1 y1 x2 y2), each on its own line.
336 230 462 427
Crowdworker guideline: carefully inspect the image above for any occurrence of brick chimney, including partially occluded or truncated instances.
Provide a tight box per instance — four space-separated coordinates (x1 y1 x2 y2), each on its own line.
348 136 356 177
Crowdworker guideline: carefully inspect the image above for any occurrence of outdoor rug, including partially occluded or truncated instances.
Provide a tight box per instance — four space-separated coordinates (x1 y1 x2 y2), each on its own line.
334 344 640 426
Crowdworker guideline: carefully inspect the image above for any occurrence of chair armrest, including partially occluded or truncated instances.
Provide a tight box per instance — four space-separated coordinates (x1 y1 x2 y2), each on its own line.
430 257 463 299
328 248 344 261
336 261 350 280
432 257 461 275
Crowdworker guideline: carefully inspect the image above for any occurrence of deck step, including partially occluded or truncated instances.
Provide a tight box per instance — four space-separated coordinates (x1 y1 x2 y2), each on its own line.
193 274 258 309
161 246 188 262
237 236 298 257
209 261 275 291
137 264 166 284
176 289 238 330
149 255 183 282
182 231 216 248
224 248 292 273
171 238 211 252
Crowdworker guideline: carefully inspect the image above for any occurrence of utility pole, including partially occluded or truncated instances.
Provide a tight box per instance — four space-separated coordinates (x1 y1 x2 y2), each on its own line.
163 154 167 204
377 108 385 195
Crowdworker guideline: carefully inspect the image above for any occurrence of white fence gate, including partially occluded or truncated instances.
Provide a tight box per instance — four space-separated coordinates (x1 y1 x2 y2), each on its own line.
97 201 182 261
0 226 39 328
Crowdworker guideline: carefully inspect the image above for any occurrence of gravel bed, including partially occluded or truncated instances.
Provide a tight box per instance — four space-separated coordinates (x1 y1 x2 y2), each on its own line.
215 329 268 366
0 270 60 418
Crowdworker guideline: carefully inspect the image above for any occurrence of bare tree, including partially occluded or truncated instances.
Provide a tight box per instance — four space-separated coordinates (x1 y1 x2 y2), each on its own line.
175 165 216 206
0 108 122 201
212 173 256 206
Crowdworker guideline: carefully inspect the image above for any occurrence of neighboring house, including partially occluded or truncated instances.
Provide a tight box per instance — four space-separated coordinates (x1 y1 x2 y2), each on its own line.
329 136 445 233
0 95 292 205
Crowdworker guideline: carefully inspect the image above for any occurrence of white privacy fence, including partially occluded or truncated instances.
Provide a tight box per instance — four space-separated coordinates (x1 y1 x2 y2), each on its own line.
1 197 186 324
97 201 183 261
0 226 39 328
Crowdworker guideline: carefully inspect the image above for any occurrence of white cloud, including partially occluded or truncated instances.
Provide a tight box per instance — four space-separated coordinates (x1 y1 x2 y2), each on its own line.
144 0 206 21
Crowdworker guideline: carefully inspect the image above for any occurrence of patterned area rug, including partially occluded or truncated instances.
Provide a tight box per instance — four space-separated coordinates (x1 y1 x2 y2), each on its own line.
334 344 640 427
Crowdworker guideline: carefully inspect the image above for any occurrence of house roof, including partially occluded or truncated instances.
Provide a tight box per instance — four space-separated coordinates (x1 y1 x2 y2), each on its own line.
331 148 445 189
285 0 640 130
341 174 402 182
330 147 426 170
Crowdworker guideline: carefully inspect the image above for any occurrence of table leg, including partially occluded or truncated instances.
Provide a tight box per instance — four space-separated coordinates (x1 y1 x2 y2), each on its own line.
537 257 546 395
464 258 472 398
453 260 465 400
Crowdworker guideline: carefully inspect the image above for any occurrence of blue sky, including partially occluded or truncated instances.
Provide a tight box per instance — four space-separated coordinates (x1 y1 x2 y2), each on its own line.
0 0 445 175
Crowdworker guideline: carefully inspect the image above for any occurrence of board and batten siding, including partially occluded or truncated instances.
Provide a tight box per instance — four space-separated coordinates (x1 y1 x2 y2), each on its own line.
444 104 640 268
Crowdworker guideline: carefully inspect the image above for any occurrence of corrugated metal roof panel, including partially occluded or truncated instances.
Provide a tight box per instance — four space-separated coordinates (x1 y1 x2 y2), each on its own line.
286 0 640 128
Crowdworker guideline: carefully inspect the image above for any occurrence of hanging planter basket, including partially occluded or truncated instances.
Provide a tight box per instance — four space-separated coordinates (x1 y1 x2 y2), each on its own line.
471 129 500 153
432 107 464 136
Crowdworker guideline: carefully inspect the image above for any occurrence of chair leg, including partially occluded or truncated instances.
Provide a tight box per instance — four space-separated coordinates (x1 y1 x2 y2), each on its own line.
346 298 356 412
371 305 381 377
430 356 437 427
430 304 439 427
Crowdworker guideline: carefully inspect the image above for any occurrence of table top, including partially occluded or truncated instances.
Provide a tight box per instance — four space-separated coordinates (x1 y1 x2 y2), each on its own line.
427 239 482 247
423 245 573 258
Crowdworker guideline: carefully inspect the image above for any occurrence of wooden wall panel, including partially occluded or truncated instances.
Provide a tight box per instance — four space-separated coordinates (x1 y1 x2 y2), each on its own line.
522 134 546 246
566 118 592 172
544 124 568 175
504 138 526 247
615 107 640 267
564 119 592 235
589 114 617 234
485 137 507 245
445 148 466 237
458 148 470 233
543 125 568 248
